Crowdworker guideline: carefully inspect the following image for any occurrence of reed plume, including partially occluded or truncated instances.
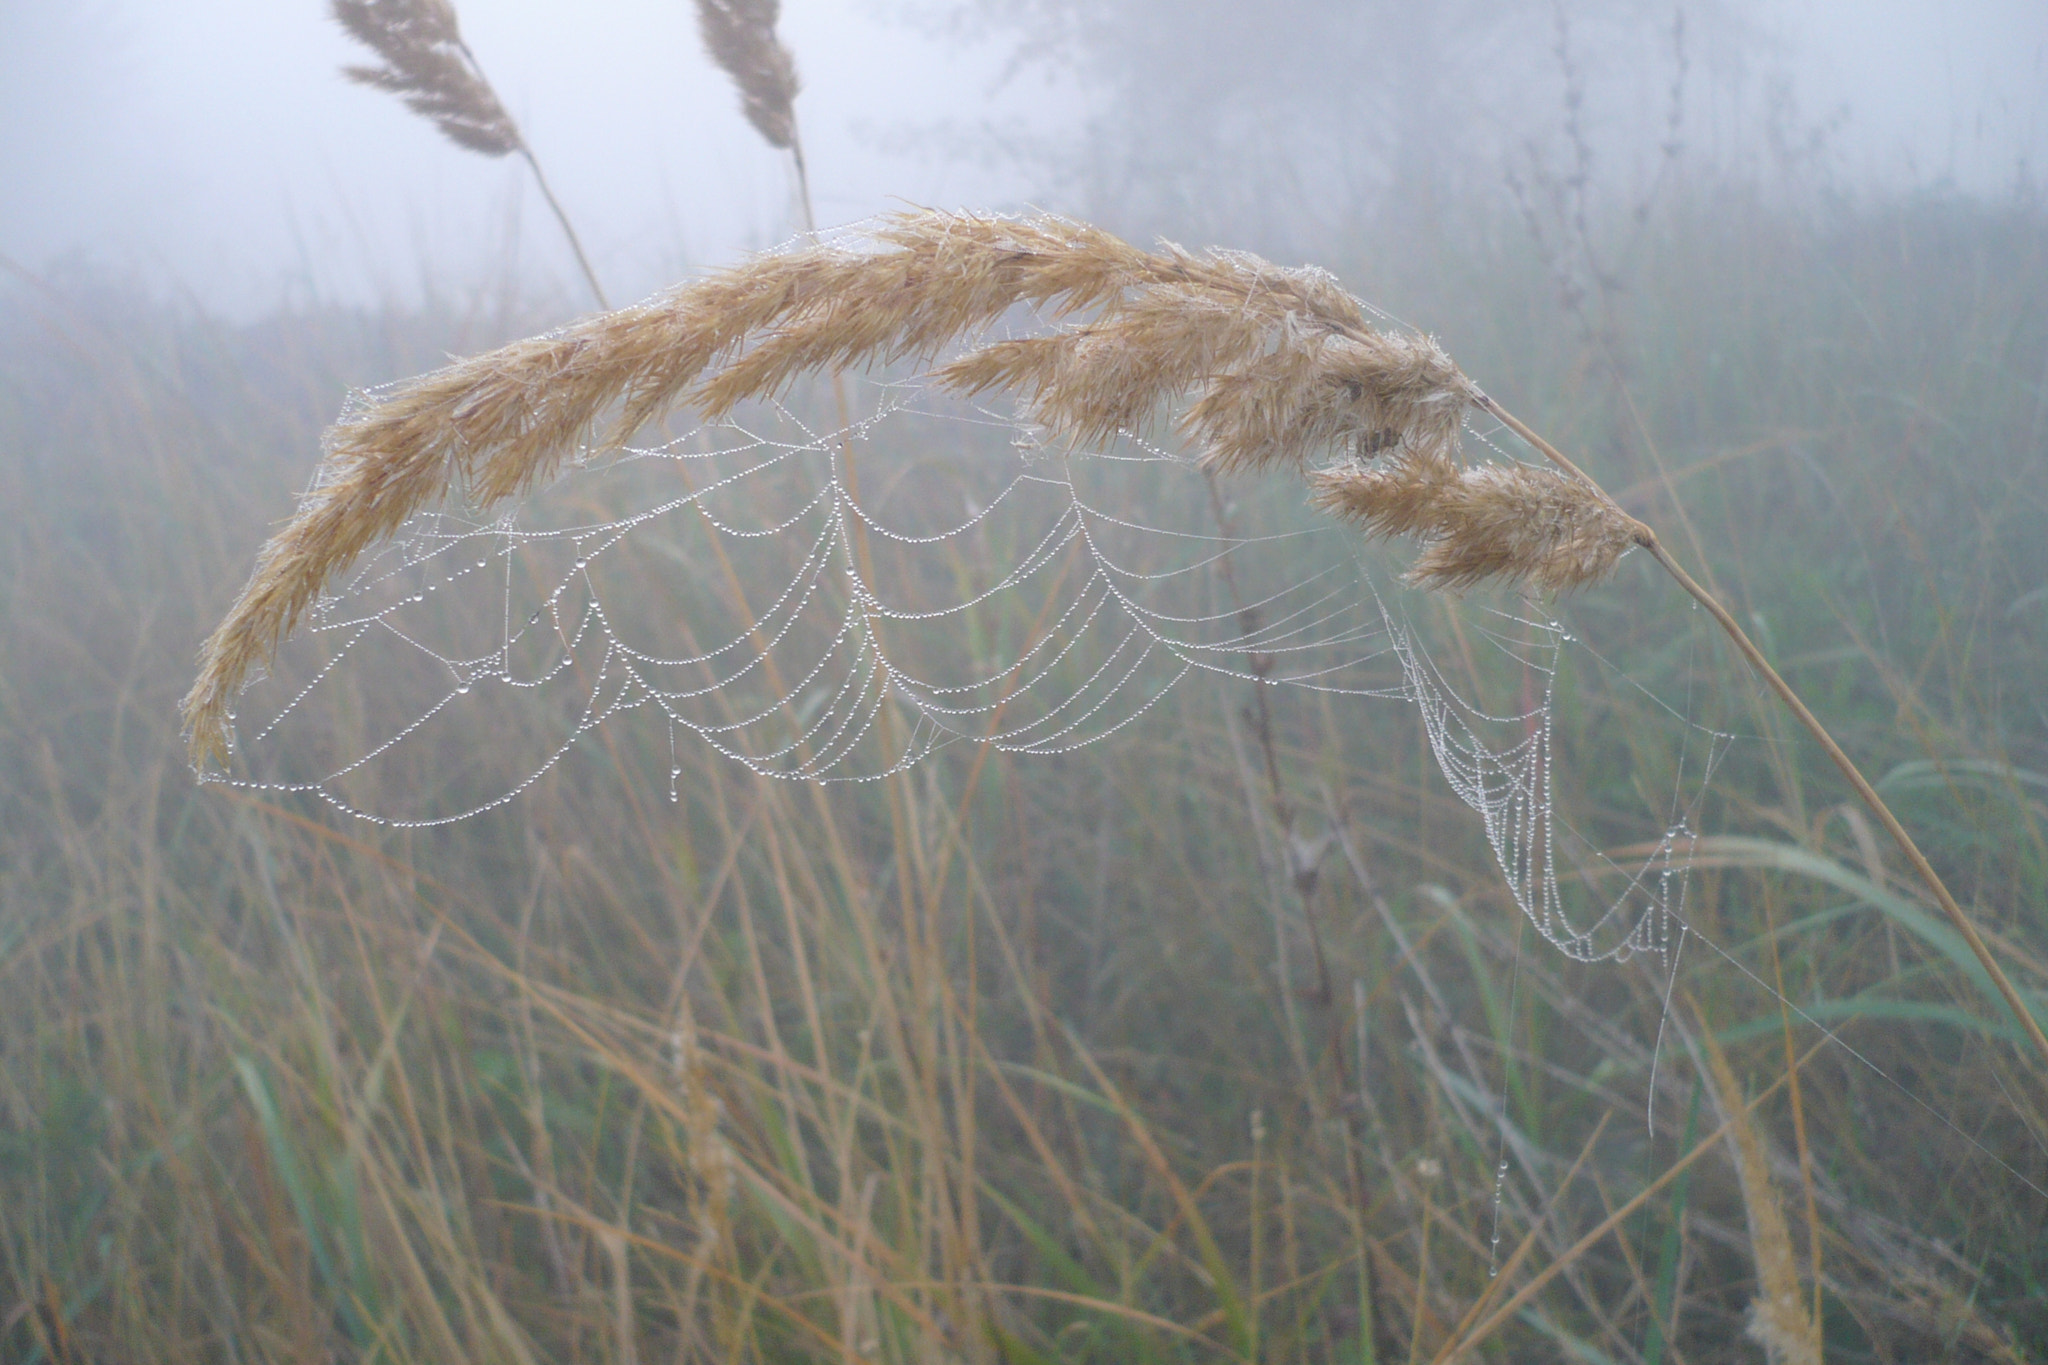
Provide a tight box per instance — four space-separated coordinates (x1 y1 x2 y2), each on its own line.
333 0 519 154
330 0 610 306
1310 454 1642 592
181 210 2048 1073
695 0 801 155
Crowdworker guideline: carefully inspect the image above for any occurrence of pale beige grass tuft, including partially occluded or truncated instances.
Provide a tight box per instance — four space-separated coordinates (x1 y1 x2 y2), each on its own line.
332 0 520 156
695 0 802 153
1700 1025 1823 1365
1311 454 1643 592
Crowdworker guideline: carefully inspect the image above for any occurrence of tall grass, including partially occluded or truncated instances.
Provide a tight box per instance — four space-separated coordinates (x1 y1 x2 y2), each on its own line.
4 183 2046 1362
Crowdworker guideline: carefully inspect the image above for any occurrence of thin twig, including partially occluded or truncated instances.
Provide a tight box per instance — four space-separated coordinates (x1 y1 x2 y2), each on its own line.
1643 535 2048 1067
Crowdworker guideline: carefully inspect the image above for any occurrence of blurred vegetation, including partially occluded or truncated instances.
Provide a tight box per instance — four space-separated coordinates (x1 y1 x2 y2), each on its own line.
2 173 2046 1364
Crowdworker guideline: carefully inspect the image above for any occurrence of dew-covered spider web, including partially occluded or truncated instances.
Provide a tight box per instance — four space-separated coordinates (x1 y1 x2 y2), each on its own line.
202 345 2048 1209
206 363 1734 974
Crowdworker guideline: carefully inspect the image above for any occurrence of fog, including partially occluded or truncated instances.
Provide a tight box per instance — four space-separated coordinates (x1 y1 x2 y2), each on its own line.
2 0 2043 315
0 0 1063 312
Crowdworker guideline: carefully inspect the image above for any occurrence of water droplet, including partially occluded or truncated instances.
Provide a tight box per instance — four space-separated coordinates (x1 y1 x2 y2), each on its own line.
456 682 471 695
574 558 588 570
477 559 488 568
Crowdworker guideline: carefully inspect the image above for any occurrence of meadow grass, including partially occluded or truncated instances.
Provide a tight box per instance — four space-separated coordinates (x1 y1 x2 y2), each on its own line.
3 183 2046 1362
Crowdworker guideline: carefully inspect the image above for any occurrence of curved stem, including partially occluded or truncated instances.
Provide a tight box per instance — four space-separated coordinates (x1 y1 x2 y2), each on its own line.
519 147 610 311
1481 392 2048 1068
451 38 609 311
1640 535 2048 1067
789 131 818 236
1474 393 1605 493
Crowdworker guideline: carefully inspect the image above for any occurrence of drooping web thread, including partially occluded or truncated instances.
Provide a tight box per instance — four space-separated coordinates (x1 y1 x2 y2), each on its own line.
1393 601 1708 968
207 367 1713 973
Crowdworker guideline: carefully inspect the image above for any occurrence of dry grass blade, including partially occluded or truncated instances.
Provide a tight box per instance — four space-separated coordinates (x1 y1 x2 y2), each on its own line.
1438 1033 1840 1363
695 0 801 152
1698 1022 1822 1365
332 0 522 157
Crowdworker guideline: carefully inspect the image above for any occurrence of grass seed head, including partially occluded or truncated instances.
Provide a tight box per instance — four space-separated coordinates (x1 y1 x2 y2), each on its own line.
1703 1031 1824 1365
1310 455 1646 593
332 0 523 157
695 0 801 151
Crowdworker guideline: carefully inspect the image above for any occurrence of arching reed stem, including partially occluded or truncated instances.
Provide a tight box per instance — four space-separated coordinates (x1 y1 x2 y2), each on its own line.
1479 391 2048 1069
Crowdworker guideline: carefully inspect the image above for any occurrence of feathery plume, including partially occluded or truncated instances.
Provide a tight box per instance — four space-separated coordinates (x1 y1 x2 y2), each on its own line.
181 210 1612 763
330 0 610 307
695 0 802 152
332 0 522 156
1310 454 1645 593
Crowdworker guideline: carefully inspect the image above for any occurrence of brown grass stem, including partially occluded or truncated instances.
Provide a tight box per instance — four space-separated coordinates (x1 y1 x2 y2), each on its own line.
688 0 936 963
1698 1002 1822 1364
1430 1111 1612 1359
1470 394 1607 494
1204 468 1357 1128
1763 889 1827 1333
1409 1191 1432 1365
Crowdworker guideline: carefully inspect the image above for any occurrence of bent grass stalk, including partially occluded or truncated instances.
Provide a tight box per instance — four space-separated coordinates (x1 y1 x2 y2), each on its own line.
180 208 2048 1070
1478 396 2048 1069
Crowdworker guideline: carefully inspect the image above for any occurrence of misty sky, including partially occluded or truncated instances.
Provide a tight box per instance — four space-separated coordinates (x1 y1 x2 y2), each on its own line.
2 0 2043 316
